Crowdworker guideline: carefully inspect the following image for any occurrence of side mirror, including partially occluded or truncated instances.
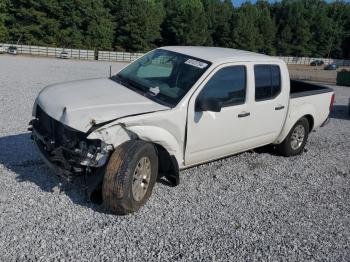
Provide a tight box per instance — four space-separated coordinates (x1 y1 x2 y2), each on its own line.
195 97 222 112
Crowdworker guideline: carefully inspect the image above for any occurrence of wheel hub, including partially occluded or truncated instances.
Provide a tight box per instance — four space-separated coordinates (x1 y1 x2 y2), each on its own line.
290 125 305 150
132 157 152 202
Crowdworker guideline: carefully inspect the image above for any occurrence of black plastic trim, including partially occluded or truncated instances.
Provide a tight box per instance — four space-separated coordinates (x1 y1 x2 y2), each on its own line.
290 88 333 98
275 106 285 110
238 112 250 118
290 80 333 99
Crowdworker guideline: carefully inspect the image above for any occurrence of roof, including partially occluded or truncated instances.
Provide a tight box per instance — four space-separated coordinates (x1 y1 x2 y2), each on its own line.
161 46 281 64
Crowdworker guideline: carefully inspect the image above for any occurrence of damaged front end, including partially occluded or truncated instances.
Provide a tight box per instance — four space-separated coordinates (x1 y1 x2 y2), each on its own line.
29 106 113 183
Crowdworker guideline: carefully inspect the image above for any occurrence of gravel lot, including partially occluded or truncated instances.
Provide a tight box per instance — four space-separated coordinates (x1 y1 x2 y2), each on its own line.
0 55 349 261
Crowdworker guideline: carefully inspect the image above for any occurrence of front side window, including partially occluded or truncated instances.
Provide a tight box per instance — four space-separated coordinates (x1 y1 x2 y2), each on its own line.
199 66 247 107
254 65 281 101
114 49 211 107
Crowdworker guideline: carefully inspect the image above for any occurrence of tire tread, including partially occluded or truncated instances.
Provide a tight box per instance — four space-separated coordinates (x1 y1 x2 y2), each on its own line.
102 140 157 215
277 117 309 157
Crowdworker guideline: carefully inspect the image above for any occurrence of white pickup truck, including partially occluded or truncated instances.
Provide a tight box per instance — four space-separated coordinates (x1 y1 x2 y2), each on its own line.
30 47 334 215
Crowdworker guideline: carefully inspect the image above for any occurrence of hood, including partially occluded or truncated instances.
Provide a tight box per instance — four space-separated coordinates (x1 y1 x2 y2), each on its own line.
35 78 170 132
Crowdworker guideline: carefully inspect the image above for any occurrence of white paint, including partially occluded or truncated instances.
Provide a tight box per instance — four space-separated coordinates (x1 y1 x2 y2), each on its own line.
33 46 334 169
185 61 290 165
35 78 169 132
275 92 333 143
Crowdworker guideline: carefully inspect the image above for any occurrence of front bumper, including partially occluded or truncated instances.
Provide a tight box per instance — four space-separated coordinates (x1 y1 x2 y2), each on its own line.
30 116 111 180
33 138 73 179
32 128 108 197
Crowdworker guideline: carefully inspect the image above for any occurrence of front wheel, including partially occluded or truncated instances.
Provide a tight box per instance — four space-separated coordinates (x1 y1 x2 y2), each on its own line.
102 140 158 215
277 117 309 157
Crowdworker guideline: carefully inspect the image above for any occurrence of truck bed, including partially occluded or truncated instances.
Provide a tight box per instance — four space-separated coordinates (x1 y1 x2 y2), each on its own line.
286 80 334 135
290 80 333 98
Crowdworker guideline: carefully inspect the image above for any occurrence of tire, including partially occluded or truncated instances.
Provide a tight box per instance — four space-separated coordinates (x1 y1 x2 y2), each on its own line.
277 117 309 157
102 140 158 215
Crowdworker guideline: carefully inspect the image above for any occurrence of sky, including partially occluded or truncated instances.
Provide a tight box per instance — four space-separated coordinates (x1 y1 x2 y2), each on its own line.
232 0 277 6
232 0 350 7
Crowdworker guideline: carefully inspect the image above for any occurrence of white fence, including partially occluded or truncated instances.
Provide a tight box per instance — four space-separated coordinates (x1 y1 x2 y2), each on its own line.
98 50 350 66
278 56 350 66
1 43 350 65
98 51 144 62
0 43 95 60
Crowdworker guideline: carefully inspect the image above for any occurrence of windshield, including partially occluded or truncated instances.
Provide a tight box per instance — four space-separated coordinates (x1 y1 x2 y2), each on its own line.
114 49 211 107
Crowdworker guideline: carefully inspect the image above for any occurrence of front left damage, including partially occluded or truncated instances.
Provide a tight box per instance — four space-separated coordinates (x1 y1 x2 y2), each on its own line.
29 105 119 198
29 104 182 200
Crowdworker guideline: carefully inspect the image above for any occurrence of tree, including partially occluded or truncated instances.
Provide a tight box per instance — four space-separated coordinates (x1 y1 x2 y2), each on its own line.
274 0 312 56
0 0 9 41
1 0 350 58
256 0 276 54
202 0 233 47
6 0 113 49
231 3 262 52
7 0 60 45
277 25 292 55
80 0 114 50
341 4 350 59
57 0 113 49
326 1 350 58
161 0 208 46
110 0 164 52
305 0 334 57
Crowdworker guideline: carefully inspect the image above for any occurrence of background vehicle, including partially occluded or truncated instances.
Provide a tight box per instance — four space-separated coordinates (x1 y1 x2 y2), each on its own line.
0 45 6 54
30 47 334 215
310 60 324 66
7 46 18 55
324 63 338 70
59 51 70 59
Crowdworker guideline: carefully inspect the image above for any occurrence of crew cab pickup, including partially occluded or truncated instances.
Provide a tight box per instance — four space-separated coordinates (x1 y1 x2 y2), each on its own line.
30 47 334 215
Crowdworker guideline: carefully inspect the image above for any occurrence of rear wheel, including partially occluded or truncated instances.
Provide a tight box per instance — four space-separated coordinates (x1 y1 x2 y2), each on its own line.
277 117 309 157
102 140 158 215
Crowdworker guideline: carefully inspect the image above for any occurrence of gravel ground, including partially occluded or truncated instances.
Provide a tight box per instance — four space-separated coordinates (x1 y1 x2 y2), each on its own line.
0 55 349 261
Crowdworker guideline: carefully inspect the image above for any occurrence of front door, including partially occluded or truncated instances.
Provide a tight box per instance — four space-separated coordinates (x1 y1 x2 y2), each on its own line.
185 64 252 166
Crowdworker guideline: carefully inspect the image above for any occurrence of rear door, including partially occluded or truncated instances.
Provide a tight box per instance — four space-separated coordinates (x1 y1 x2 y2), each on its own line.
246 63 289 145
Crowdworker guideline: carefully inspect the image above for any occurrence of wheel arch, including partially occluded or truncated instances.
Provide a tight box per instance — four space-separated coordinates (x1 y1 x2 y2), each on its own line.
275 112 315 145
88 123 182 186
125 125 182 186
126 125 183 167
153 143 180 186
304 114 314 132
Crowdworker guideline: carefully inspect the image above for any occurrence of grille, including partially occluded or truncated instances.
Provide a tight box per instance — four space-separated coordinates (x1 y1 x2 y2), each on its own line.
33 106 104 174
35 105 85 148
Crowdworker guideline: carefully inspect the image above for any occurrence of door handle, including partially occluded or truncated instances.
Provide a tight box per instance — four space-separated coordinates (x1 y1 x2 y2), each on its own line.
238 112 250 118
275 105 285 110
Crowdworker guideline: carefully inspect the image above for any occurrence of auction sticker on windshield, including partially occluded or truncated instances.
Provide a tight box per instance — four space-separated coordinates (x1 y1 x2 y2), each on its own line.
185 59 208 69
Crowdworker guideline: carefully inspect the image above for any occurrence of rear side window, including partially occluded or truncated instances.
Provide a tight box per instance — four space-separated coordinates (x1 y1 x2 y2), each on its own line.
200 66 246 107
254 65 281 101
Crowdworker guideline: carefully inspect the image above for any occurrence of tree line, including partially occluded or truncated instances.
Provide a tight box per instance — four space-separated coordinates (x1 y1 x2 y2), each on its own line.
0 0 350 59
